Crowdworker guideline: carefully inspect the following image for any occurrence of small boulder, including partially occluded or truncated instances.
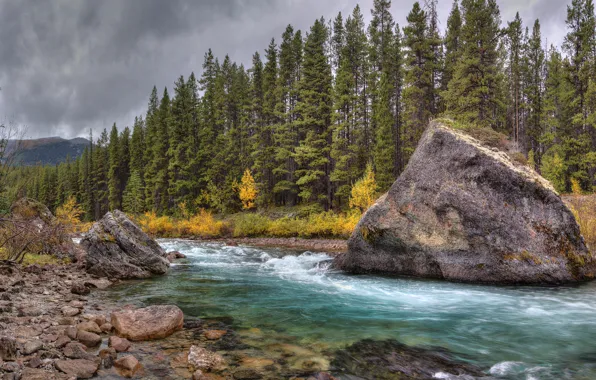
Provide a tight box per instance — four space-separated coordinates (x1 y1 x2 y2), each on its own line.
62 342 96 361
54 359 98 379
61 306 80 317
0 336 17 360
81 210 169 280
65 326 78 340
54 335 71 348
99 347 117 369
77 330 101 348
22 339 43 355
100 323 113 333
71 283 90 296
188 345 225 372
114 355 143 378
77 321 102 334
108 336 131 352
21 367 71 380
111 305 183 341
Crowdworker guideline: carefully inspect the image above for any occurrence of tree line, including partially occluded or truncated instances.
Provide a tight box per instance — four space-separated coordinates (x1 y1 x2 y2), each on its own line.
5 0 596 220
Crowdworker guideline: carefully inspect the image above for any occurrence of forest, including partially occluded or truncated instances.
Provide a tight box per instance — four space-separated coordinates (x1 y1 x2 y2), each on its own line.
3 0 596 221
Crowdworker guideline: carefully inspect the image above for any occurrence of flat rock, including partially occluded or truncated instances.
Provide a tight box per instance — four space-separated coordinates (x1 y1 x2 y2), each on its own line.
62 342 96 362
77 330 101 348
77 321 101 334
54 359 98 379
111 305 183 341
61 306 80 317
81 210 169 280
20 368 71 380
114 355 142 378
22 339 43 355
188 345 225 372
204 330 227 340
335 120 596 284
54 335 71 348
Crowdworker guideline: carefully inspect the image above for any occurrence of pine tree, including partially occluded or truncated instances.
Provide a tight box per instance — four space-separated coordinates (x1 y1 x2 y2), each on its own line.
443 0 505 129
108 123 121 210
123 170 145 215
144 86 160 211
524 20 545 156
373 72 396 191
442 0 462 97
506 12 524 146
402 2 433 162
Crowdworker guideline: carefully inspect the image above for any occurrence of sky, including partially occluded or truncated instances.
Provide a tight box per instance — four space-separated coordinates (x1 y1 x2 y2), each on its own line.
0 0 570 139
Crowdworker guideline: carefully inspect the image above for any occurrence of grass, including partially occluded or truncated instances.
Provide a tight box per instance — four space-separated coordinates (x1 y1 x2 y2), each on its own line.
0 248 69 266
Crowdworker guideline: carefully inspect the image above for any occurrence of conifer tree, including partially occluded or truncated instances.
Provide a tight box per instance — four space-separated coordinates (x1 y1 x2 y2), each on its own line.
108 123 121 210
443 0 505 129
442 0 462 96
373 72 396 191
294 18 333 207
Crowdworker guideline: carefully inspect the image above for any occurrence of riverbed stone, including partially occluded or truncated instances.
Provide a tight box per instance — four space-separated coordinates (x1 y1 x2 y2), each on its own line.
188 346 225 372
108 336 131 352
111 305 183 341
335 120 596 284
81 210 169 279
114 355 142 378
0 337 17 360
22 339 43 355
20 367 71 380
61 306 80 317
77 321 101 334
76 330 101 347
54 359 98 379
204 330 227 340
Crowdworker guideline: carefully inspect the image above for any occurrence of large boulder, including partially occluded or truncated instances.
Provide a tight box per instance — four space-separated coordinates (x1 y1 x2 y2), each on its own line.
111 305 184 341
81 210 169 279
335 121 596 284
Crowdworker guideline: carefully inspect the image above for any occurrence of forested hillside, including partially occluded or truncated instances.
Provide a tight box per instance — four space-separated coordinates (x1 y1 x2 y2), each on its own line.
4 0 596 220
7 137 89 166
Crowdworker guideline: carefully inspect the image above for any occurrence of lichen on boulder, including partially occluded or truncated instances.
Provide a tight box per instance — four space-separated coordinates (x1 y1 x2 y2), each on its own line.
81 210 169 279
334 120 596 284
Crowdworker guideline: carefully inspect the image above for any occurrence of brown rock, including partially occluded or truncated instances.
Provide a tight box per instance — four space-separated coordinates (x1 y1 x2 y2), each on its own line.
114 355 142 378
62 342 96 362
108 336 131 352
204 330 227 340
233 368 262 380
20 367 71 380
54 359 98 379
99 347 117 369
76 330 101 348
70 283 90 296
187 345 225 372
65 326 77 340
58 317 75 326
83 278 112 290
22 339 43 355
100 323 113 333
61 306 80 317
0 336 17 360
54 335 71 348
111 305 183 341
27 357 42 368
77 321 101 334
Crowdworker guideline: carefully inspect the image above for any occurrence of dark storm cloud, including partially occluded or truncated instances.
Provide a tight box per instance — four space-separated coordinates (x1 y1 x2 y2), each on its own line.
0 0 571 138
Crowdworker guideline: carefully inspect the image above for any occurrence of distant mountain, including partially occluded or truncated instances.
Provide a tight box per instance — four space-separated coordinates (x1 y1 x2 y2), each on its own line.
6 137 90 166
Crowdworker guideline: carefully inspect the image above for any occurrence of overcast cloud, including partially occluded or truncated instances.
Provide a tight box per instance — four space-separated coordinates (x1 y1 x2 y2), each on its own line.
0 0 570 139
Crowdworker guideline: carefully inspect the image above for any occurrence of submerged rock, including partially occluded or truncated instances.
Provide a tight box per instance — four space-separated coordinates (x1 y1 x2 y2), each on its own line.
335 120 596 284
332 339 483 380
111 305 184 341
188 345 225 372
81 210 169 279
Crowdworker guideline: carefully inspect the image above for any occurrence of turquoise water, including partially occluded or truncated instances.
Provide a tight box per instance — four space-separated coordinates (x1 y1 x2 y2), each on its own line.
105 240 596 379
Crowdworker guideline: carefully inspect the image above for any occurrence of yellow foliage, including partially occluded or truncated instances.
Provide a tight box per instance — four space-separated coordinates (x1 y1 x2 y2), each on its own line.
571 178 583 195
239 169 258 210
350 164 378 212
177 209 227 238
139 212 176 237
567 195 596 251
55 196 83 232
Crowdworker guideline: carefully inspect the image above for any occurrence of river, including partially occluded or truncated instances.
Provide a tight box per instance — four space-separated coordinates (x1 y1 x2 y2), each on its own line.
103 239 596 379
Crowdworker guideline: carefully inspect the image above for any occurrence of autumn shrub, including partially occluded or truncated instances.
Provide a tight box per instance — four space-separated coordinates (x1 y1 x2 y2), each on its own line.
178 209 227 238
139 212 176 237
268 217 306 237
56 196 84 233
566 195 596 251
